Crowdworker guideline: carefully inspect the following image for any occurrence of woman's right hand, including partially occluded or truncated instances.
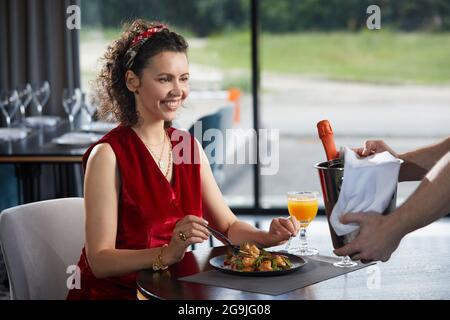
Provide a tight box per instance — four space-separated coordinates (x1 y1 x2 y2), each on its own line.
165 215 211 264
354 140 399 158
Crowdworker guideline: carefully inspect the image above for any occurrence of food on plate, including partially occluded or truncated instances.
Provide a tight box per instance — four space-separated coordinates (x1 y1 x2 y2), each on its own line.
224 242 292 272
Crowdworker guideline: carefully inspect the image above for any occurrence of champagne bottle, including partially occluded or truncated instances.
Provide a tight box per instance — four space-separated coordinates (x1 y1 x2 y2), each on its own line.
317 120 339 161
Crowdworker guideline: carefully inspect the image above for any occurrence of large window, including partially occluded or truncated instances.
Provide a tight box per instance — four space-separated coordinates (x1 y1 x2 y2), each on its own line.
259 0 450 208
80 0 450 212
80 0 254 207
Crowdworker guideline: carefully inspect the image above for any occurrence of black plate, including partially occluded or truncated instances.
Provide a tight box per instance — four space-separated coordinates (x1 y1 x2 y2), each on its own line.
209 252 307 276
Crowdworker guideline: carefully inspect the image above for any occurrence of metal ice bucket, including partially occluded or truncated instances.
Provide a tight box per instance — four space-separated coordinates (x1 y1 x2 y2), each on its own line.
315 159 397 249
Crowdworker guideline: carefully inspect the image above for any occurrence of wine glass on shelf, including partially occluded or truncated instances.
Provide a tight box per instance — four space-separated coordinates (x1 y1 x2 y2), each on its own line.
17 83 33 119
31 81 51 116
285 191 319 256
62 88 82 130
81 92 98 130
0 90 21 128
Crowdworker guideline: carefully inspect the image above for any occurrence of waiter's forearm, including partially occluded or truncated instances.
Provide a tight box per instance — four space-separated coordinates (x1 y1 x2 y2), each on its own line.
395 151 450 235
399 136 450 181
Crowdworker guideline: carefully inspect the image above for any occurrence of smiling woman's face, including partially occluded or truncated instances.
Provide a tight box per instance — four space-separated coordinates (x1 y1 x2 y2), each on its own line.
134 51 189 123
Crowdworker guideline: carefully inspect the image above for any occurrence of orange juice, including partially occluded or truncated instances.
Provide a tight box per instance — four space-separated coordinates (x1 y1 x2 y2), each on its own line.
288 198 318 226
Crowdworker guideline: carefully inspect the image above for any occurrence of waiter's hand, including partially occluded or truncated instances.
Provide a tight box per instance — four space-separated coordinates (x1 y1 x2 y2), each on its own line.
354 140 399 158
333 212 404 263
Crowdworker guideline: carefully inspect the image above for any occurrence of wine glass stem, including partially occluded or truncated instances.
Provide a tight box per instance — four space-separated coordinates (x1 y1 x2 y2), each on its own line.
284 235 294 252
20 105 26 118
69 115 74 130
5 116 11 128
299 226 308 251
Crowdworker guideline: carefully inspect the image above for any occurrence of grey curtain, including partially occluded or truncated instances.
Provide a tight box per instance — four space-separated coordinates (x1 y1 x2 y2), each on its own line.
0 0 80 116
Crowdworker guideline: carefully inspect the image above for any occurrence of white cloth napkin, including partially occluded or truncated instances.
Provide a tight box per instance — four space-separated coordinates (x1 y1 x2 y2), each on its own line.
0 128 30 141
330 146 403 236
25 116 60 127
53 132 102 146
80 121 117 133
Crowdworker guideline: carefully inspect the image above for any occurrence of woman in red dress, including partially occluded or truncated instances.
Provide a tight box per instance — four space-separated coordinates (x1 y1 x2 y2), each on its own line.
67 20 299 300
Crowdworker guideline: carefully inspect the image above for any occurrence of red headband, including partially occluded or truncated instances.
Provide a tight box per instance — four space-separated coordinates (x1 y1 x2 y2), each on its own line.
130 25 167 46
124 24 168 69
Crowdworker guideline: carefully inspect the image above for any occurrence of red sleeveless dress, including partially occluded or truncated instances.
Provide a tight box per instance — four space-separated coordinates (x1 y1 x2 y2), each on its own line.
66 125 202 300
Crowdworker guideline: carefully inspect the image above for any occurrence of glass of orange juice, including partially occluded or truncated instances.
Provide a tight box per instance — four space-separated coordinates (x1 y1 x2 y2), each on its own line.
285 191 319 256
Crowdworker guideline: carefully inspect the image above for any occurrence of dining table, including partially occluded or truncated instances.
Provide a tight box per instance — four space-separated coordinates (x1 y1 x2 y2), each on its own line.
136 217 450 300
0 121 101 203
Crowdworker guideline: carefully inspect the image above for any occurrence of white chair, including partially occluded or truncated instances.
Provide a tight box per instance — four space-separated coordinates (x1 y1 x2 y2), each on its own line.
0 198 84 300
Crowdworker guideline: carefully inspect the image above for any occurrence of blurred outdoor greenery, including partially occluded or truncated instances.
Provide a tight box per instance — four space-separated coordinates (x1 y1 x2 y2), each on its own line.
81 0 450 34
190 30 450 84
81 28 450 85
80 0 450 87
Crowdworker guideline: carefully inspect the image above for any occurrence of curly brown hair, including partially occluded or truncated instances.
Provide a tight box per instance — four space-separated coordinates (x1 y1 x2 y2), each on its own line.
95 19 188 127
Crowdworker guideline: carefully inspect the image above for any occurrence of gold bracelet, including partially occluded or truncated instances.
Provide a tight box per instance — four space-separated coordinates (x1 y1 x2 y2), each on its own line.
152 244 169 271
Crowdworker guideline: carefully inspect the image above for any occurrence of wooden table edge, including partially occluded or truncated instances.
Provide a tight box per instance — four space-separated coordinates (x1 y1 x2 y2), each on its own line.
137 289 149 300
0 156 83 163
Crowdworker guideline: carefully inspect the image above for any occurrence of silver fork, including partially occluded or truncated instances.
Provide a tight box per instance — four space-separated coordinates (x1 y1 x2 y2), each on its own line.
203 224 242 255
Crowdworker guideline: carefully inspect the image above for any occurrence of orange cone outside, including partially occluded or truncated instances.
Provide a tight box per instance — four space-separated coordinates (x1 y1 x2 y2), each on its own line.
228 88 241 124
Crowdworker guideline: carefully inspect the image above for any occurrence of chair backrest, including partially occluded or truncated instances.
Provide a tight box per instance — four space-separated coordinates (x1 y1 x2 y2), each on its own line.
189 109 223 168
218 105 234 134
0 198 84 300
188 110 222 145
188 105 234 158
188 105 235 187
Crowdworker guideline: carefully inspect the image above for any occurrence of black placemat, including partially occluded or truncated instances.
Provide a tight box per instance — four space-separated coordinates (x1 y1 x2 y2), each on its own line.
179 255 374 296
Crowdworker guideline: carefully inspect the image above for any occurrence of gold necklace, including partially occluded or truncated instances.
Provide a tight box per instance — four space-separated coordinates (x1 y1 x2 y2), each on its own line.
145 131 167 170
146 132 165 146
164 139 173 178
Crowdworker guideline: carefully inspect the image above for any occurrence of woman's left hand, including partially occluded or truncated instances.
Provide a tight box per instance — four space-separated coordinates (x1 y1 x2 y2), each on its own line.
266 216 300 247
